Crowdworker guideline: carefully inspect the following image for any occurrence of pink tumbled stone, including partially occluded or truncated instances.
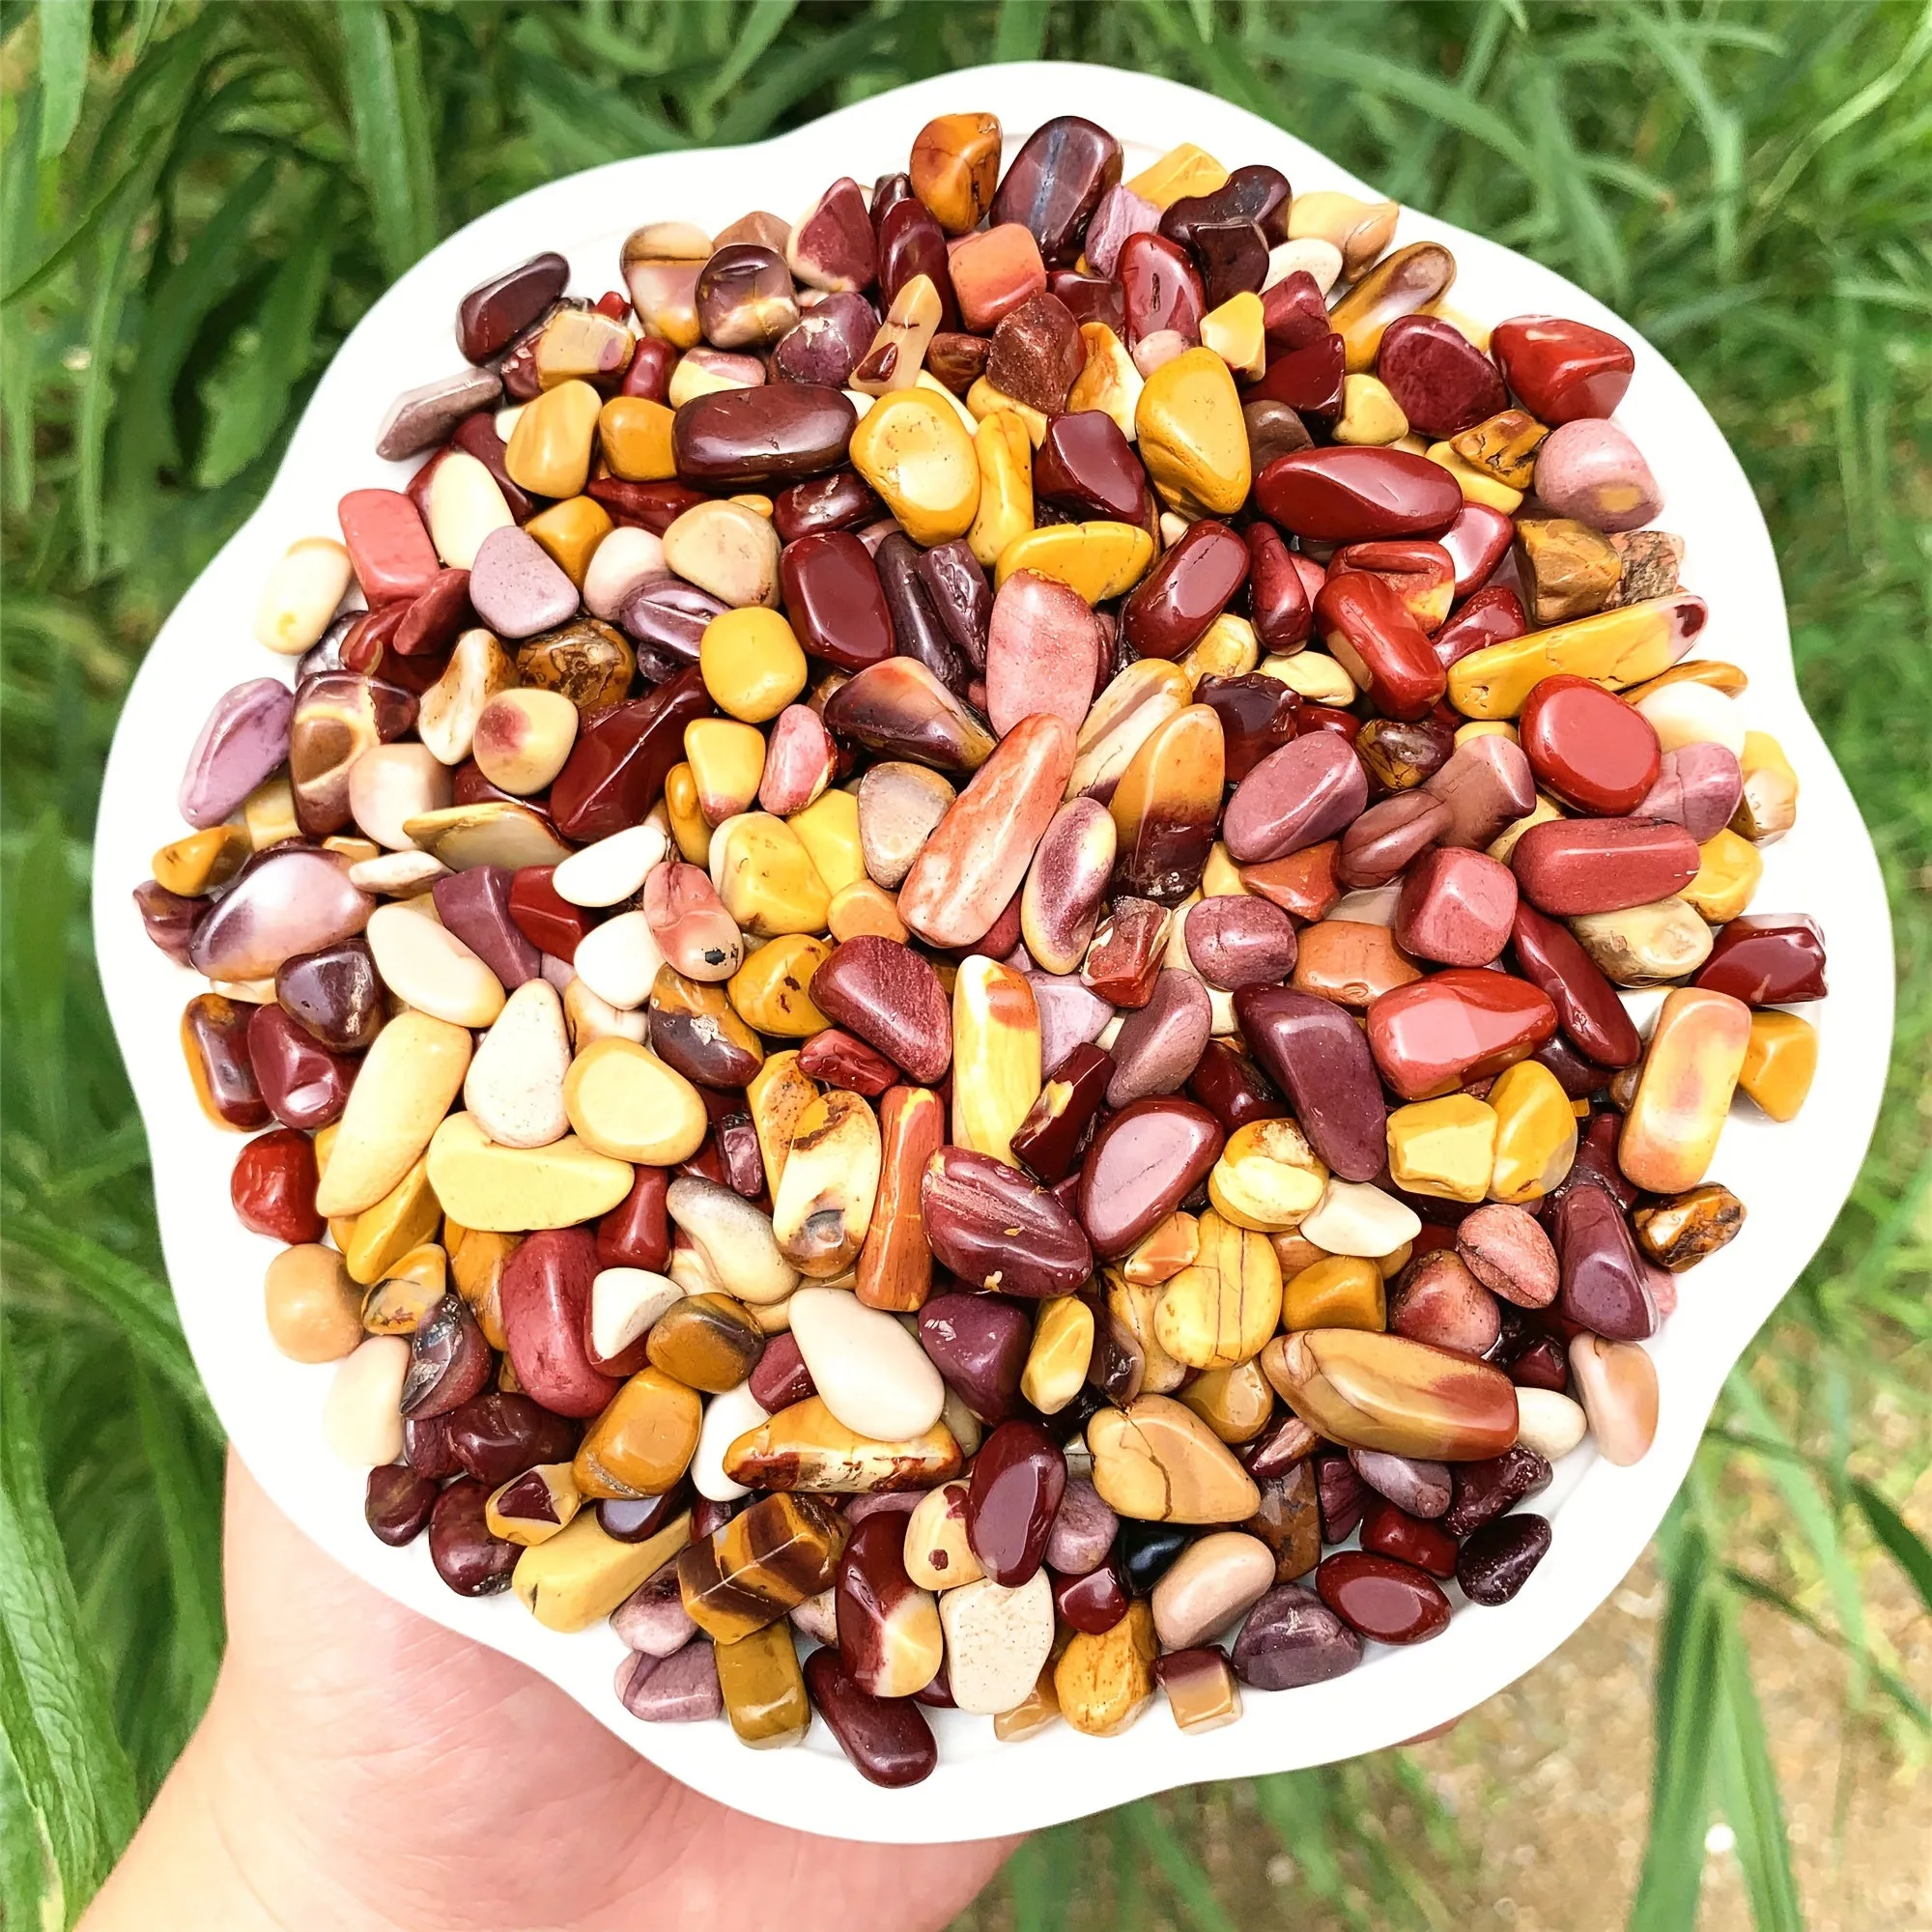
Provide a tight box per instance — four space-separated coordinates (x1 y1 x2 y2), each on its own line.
756 703 838 815
1393 846 1519 967
985 569 1102 739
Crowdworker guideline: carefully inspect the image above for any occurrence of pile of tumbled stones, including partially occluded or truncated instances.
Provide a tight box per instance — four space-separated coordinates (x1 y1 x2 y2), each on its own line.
142 107 1825 1787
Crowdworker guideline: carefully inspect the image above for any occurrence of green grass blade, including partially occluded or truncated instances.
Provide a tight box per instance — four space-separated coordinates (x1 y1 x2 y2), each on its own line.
336 0 435 280
1122 1799 1239 1932
1713 1605 1804 1932
1 1210 213 1429
993 0 1051 63
132 1371 224 1716
1629 1515 1722 1931
0 1350 142 1929
1722 1565 1929 1730
36 0 91 161
1849 1479 1932 1613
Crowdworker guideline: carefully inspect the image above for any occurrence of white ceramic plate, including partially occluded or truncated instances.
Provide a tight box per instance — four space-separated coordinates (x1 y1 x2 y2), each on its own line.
94 62 1893 1842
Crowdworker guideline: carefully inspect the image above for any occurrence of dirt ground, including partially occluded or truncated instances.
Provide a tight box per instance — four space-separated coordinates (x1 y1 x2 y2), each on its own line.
1408 1537 1932 1931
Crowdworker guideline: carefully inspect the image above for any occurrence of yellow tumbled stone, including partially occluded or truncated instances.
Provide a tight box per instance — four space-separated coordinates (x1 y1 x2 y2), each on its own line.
504 379 603 498
1153 1209 1283 1372
1486 1062 1577 1204
315 1011 471 1218
1681 827 1764 923
684 718 767 825
560 1037 707 1165
152 825 250 896
1456 720 1519 746
1208 1118 1328 1232
1020 1295 1094 1415
596 396 677 482
1056 1599 1157 1737
514 1508 690 1634
966 409 1034 566
1331 373 1410 446
525 495 613 585
1126 144 1228 209
1732 729 1799 842
1281 1255 1385 1332
1739 1009 1817 1122
1200 291 1264 379
343 1156 442 1287
698 608 808 724
1386 1094 1499 1204
994 521 1152 603
712 813 831 936
848 389 980 546
951 954 1040 1165
1450 602 1705 720
242 774 299 848
728 934 832 1037
1200 843 1251 897
965 376 1049 447
1262 649 1356 706
1179 611 1259 689
1136 348 1250 518
784 788 866 897
665 763 711 866
1066 323 1143 442
1425 440 1523 511
426 1113 636 1232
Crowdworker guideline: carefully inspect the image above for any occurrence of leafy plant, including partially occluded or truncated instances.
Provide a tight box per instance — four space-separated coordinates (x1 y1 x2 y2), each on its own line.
2 5 1927 1929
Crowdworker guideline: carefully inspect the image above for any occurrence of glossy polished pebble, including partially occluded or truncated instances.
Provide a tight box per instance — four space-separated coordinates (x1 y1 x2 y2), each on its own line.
1385 1094 1498 1205
1738 1009 1817 1122
179 679 295 829
1230 1581 1364 1690
897 714 1074 949
1234 986 1385 1182
1618 987 1751 1193
1376 314 1506 438
1457 1512 1552 1605
1694 912 1828 1007
805 1648 937 1787
459 977 569 1149
1262 1328 1518 1461
1078 1096 1224 1258
1182 896 1296 990
1514 1387 1588 1461
965 1420 1066 1587
1316 1550 1450 1643
1088 1395 1262 1523
676 1491 846 1642
901 1480 983 1591
1393 846 1517 967
1458 1200 1560 1307
983 569 1102 737
1135 347 1250 518
1055 1599 1157 1738
323 1335 410 1466
1151 1531 1275 1649
1223 732 1368 865
1492 315 1634 423
1534 418 1663 532
1367 968 1557 1102
1633 1181 1747 1271
1256 445 1463 542
809 934 952 1084
788 1285 944 1443
1568 1332 1659 1464
723 1395 960 1494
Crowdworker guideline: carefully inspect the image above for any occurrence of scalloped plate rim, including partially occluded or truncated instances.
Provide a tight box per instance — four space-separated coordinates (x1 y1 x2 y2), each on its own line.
92 61 1892 1843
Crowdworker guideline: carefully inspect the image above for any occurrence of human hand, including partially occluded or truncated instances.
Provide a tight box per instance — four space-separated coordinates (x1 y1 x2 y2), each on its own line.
83 1454 1016 1932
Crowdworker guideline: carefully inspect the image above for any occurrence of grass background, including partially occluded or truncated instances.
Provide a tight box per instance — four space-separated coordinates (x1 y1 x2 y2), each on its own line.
1 2 1927 1926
